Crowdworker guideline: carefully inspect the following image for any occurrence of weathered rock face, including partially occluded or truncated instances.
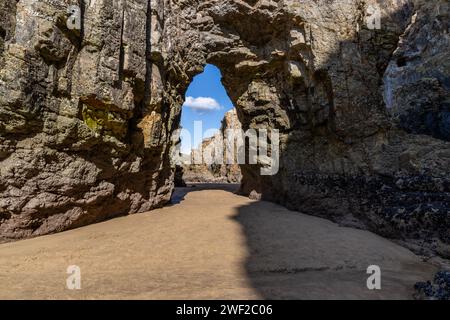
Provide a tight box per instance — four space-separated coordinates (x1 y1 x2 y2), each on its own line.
0 0 449 257
384 1 450 141
183 108 242 184
0 0 177 240
415 271 450 300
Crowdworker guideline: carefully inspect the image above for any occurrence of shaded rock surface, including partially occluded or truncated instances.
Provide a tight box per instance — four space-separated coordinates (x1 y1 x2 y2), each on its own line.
384 1 450 140
415 271 450 300
0 0 448 260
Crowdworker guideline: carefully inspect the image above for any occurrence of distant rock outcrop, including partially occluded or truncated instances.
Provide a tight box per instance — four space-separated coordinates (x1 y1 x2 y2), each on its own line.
183 109 242 184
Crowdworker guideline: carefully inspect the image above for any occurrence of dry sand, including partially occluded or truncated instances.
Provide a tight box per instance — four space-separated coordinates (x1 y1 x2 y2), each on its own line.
0 184 437 299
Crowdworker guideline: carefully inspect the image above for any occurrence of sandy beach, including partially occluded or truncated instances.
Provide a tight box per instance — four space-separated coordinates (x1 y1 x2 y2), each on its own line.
0 184 437 300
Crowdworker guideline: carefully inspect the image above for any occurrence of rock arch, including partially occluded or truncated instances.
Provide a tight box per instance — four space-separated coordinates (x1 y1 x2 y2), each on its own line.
0 0 448 256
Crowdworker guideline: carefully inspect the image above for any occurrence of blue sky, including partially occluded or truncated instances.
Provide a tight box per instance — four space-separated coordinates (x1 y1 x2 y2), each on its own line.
180 64 234 154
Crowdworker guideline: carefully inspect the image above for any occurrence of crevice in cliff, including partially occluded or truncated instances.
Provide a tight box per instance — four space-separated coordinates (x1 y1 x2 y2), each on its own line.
114 6 126 90
127 0 154 151
79 0 86 47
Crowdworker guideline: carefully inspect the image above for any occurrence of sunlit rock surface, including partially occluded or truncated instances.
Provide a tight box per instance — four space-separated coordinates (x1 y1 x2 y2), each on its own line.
0 0 448 260
183 108 242 184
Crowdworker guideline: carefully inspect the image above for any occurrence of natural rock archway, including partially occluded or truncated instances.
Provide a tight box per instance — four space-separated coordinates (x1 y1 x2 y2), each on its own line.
0 0 449 257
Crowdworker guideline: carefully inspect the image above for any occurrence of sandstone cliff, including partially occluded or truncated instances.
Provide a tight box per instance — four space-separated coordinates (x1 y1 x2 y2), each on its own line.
0 0 448 258
0 0 176 240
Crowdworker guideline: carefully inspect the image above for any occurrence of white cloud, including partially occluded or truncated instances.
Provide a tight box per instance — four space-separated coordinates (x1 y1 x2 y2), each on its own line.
183 96 222 112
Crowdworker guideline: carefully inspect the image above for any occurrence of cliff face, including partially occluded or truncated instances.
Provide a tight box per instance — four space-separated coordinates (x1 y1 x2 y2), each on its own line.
384 1 449 141
183 108 242 184
0 0 449 255
0 0 176 240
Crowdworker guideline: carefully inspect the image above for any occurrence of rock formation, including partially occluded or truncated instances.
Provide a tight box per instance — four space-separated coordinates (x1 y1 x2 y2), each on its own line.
0 0 177 240
183 108 242 184
0 0 449 261
415 271 450 300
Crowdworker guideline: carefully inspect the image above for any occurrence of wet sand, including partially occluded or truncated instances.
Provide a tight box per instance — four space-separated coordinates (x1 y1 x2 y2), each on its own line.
0 184 437 299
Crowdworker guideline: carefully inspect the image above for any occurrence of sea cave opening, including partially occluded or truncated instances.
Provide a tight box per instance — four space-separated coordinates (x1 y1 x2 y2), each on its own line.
175 64 243 186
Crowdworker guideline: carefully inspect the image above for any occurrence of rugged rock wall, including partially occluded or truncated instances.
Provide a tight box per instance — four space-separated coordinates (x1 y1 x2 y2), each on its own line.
384 1 450 140
0 0 449 256
0 0 178 240
171 0 449 257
